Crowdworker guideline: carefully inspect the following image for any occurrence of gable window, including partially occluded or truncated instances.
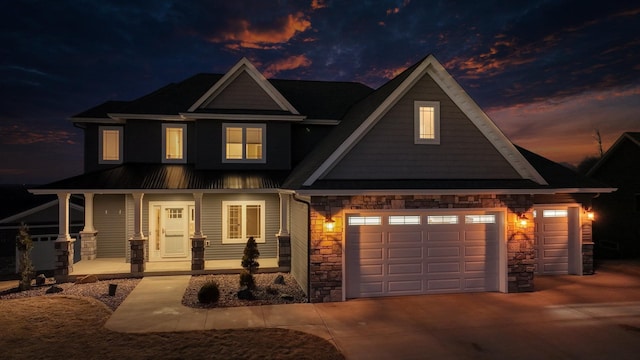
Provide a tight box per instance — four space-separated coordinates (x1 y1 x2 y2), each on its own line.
414 101 440 144
223 123 266 163
162 124 186 163
99 126 123 164
222 200 265 244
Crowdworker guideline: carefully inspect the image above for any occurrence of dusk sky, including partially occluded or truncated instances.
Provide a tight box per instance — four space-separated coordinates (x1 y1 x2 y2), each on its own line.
1 0 639 184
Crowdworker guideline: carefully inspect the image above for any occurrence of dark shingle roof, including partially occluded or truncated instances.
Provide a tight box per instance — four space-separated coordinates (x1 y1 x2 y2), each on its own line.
34 164 289 191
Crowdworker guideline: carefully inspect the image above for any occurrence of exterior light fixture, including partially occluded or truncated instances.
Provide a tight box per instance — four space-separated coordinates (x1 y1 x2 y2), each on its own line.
586 211 595 221
324 217 335 231
518 213 529 228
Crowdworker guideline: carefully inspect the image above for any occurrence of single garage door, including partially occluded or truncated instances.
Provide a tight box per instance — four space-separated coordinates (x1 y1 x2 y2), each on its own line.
534 207 569 275
346 211 500 298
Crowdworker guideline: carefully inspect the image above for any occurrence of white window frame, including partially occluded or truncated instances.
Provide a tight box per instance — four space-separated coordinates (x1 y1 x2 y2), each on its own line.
347 216 382 226
222 200 266 244
162 123 187 163
414 101 440 145
222 123 266 163
98 126 123 164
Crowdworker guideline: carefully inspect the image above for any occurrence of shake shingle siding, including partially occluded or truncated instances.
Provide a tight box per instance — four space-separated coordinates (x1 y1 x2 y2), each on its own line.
94 194 126 258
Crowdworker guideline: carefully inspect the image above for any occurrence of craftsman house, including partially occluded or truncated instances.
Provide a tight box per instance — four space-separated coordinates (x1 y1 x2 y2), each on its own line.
588 132 640 258
32 55 612 302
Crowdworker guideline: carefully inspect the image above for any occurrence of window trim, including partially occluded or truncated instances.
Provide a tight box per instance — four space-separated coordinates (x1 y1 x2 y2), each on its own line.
414 101 440 145
162 123 187 163
222 200 266 244
98 126 123 164
222 123 266 164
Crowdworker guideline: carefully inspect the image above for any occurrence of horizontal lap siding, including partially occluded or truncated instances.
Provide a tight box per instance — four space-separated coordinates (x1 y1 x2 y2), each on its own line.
325 74 519 179
290 198 309 295
94 194 126 258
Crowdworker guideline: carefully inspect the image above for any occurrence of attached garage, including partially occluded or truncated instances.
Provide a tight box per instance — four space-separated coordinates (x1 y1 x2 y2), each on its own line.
345 210 504 299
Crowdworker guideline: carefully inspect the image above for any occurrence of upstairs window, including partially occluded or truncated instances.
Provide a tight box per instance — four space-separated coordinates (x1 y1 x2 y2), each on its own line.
223 123 266 163
414 101 440 145
99 126 122 164
162 124 186 163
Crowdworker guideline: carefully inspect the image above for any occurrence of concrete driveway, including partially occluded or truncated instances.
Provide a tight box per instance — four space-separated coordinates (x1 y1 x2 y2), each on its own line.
312 266 640 359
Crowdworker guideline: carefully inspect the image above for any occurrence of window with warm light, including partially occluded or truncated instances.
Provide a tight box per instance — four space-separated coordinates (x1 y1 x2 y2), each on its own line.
414 101 440 144
162 124 186 163
222 201 265 244
99 126 122 164
223 123 266 163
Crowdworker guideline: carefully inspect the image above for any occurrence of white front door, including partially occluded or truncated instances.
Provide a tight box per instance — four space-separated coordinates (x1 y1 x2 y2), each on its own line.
150 202 194 261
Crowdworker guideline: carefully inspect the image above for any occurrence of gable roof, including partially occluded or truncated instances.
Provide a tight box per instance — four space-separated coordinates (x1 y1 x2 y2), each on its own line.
587 132 640 176
285 54 547 189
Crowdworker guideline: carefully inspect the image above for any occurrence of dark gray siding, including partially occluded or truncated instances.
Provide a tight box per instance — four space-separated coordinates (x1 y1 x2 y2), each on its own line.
202 193 279 261
290 197 309 295
94 194 126 258
204 71 282 110
125 120 161 163
325 74 521 180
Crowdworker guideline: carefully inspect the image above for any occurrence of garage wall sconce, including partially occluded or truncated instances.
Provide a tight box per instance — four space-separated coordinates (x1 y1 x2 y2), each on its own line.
586 209 595 221
324 217 335 231
517 213 529 228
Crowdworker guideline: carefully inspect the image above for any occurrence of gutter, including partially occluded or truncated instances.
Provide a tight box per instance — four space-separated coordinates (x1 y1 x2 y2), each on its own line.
292 193 312 303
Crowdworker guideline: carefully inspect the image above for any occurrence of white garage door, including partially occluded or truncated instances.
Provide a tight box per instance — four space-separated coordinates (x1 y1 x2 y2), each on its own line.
534 208 569 275
346 211 500 298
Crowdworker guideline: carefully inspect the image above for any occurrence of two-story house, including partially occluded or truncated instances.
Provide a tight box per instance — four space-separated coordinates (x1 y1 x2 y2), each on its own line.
32 55 612 302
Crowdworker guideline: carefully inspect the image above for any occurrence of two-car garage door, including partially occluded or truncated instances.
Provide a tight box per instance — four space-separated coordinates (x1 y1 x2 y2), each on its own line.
345 211 501 299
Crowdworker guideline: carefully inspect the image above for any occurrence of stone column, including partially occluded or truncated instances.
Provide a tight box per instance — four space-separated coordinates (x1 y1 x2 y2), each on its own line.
54 192 76 282
507 211 535 293
80 193 98 260
129 192 147 274
582 214 595 275
191 192 207 271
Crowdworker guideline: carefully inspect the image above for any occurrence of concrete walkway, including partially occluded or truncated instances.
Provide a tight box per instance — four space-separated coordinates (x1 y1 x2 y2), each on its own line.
106 269 640 359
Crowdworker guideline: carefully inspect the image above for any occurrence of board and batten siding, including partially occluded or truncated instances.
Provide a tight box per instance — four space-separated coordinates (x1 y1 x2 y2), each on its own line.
94 194 126 258
290 197 309 296
325 74 521 180
202 193 279 261
204 71 282 111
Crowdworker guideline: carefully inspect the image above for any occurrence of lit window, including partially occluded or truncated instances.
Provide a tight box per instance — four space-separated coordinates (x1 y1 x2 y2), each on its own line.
99 126 122 164
223 124 266 162
427 215 458 224
348 216 382 226
162 124 186 163
388 215 421 225
465 215 496 224
414 101 440 144
542 209 568 218
222 201 265 244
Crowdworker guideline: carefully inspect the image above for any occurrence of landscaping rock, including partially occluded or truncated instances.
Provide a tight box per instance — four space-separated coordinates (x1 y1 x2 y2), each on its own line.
35 274 46 286
237 288 254 300
75 274 98 284
46 285 63 294
273 274 285 285
280 293 294 301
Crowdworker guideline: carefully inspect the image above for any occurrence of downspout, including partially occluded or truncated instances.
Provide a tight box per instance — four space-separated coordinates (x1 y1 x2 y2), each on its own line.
292 193 312 303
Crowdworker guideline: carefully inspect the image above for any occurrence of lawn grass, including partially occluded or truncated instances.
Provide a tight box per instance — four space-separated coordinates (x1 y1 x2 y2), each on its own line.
0 296 344 360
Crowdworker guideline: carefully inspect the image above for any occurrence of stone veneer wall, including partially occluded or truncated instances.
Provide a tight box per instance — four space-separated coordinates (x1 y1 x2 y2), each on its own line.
581 220 594 275
308 194 535 303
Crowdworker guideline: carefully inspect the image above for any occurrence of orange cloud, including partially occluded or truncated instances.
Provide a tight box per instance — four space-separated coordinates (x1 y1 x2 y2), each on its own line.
208 12 311 50
311 0 327 10
0 124 77 145
263 55 312 78
386 7 400 15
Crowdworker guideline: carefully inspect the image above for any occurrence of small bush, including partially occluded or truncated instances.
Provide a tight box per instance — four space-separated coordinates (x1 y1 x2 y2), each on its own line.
197 281 220 304
266 286 279 295
241 237 260 274
239 270 255 290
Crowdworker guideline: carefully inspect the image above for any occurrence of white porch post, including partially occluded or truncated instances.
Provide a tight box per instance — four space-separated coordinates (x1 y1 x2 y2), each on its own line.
191 192 207 271
79 193 98 261
129 192 146 274
54 192 75 281
276 192 291 270
277 192 290 237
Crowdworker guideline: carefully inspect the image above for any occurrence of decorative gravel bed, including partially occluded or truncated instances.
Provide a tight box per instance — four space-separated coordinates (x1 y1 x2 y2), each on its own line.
0 278 141 311
183 272 307 308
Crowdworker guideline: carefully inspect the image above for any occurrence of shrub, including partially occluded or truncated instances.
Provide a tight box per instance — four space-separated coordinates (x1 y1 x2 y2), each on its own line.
241 237 260 274
266 286 279 295
239 270 255 290
16 223 34 291
197 281 220 304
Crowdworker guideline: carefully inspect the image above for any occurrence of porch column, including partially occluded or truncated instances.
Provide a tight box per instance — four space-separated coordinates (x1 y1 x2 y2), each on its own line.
80 193 98 261
54 192 75 282
191 192 207 271
276 192 291 270
129 192 147 274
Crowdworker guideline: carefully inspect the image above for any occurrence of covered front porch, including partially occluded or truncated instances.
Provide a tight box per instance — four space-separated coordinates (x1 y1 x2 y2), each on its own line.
70 258 280 278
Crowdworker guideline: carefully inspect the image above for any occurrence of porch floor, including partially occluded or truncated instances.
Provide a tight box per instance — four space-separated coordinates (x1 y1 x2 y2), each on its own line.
70 258 280 277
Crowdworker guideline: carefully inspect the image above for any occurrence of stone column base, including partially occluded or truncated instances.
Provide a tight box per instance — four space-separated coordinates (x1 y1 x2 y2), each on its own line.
277 235 291 270
80 231 98 261
129 238 147 274
54 238 76 282
191 236 206 271
582 242 595 275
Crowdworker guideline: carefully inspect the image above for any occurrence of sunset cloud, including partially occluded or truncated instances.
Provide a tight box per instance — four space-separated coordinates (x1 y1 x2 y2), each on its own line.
311 0 327 10
0 124 77 145
208 12 311 50
263 55 312 78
